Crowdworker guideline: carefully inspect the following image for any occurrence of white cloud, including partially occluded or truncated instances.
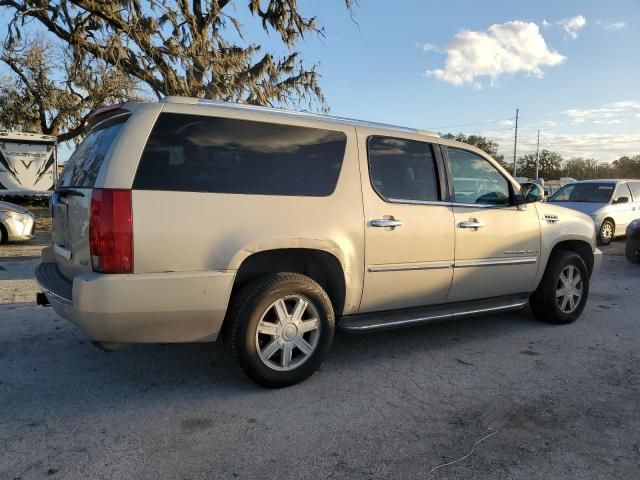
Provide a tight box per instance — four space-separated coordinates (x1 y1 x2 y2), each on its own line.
563 101 640 123
483 129 640 162
422 42 440 52
542 120 559 127
497 119 514 127
604 21 626 30
542 19 551 28
425 21 565 87
559 15 586 39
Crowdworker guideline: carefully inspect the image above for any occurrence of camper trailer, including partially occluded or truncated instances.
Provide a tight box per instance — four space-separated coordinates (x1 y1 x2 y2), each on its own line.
0 132 57 196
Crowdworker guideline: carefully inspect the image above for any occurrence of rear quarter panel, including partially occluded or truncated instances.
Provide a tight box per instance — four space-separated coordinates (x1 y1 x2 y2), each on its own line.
131 103 365 314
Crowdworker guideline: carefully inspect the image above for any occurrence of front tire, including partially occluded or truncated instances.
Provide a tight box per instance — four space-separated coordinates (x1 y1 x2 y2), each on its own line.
598 219 615 246
225 273 335 388
530 250 589 324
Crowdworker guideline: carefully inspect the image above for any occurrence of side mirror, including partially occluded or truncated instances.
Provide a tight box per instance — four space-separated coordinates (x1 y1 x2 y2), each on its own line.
613 196 629 204
520 182 544 204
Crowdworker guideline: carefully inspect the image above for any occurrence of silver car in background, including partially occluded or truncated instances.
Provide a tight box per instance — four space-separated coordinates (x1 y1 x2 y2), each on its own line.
0 200 36 243
548 179 640 245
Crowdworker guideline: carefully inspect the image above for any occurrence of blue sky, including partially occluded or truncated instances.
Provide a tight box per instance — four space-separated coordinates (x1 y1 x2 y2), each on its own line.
234 0 640 163
3 1 639 163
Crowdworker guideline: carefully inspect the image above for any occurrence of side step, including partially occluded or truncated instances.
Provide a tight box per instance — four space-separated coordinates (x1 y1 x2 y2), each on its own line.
337 294 530 333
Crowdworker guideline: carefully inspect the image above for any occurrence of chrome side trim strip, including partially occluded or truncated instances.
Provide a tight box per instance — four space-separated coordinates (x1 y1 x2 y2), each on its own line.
455 257 538 268
369 257 536 272
386 198 520 210
368 261 453 272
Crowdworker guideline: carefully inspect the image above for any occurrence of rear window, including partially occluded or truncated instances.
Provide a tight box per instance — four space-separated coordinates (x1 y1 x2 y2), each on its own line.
133 113 347 196
57 115 128 188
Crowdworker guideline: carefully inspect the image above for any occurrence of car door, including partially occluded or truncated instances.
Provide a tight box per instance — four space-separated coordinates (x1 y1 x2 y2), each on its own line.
444 147 541 303
628 182 640 220
612 182 636 230
358 132 455 313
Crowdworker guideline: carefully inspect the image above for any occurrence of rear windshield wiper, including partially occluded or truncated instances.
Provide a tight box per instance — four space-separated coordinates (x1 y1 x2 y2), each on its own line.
55 187 85 198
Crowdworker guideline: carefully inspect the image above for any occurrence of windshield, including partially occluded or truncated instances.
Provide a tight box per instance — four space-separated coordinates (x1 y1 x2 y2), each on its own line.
549 183 614 203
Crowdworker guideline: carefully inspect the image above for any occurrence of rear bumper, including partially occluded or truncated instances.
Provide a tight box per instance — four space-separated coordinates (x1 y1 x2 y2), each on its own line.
35 257 235 344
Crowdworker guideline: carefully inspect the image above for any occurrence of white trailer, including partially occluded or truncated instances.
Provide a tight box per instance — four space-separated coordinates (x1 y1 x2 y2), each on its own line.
0 131 57 195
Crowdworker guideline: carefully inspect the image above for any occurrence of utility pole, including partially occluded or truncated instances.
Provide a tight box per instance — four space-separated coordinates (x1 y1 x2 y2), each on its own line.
512 108 519 177
535 129 540 180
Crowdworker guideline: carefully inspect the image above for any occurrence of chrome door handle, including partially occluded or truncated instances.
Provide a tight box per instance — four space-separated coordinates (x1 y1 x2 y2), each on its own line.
459 220 484 229
371 219 402 228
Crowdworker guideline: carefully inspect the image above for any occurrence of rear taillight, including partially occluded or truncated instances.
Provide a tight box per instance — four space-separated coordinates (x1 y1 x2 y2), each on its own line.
89 189 133 274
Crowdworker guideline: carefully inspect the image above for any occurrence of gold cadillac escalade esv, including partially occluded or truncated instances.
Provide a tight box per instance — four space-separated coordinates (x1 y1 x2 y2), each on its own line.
36 97 602 387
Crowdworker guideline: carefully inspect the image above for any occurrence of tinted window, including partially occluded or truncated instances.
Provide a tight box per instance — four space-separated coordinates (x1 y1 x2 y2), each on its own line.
134 114 347 196
549 183 614 203
58 115 128 188
448 148 510 205
628 182 640 201
367 136 439 202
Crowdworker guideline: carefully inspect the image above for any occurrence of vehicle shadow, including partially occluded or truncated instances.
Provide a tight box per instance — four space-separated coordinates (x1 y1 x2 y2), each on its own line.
2 305 544 401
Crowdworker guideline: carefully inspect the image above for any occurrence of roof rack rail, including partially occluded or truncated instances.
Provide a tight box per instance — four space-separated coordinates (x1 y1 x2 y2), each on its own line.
161 96 438 137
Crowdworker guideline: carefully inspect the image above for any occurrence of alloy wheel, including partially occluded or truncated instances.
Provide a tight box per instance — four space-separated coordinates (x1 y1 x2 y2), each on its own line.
556 264 583 314
255 295 321 371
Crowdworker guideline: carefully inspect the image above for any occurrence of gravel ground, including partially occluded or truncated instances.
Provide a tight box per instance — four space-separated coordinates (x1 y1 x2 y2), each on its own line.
0 234 639 479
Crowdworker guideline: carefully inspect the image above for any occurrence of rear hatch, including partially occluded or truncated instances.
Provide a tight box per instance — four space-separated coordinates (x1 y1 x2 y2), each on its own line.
51 112 130 280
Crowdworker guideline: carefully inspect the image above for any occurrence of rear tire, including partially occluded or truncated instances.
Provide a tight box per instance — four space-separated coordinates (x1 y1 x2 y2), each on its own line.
0 223 7 244
626 240 640 264
225 273 335 388
530 250 589 324
597 219 614 246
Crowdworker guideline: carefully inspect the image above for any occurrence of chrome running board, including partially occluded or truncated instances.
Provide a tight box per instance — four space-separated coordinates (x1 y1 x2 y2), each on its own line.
338 294 529 333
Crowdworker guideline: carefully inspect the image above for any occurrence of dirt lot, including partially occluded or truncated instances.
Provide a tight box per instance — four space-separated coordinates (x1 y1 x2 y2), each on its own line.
1 229 638 479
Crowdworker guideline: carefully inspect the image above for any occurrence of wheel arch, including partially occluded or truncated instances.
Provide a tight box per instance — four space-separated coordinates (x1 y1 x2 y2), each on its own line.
230 247 349 317
600 216 615 232
547 239 595 276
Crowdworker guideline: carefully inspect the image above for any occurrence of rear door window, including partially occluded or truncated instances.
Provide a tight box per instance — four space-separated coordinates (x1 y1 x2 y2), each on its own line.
57 115 128 188
613 183 633 202
626 182 640 202
133 113 347 196
367 136 440 202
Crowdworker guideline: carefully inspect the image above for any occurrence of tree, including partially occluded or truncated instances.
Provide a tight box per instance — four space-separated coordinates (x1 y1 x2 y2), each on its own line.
562 157 600 180
0 38 136 142
516 149 563 180
611 155 640 178
1 0 355 111
441 133 510 169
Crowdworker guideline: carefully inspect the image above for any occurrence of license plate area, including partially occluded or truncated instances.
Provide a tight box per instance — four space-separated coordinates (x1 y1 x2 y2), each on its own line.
52 200 69 246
